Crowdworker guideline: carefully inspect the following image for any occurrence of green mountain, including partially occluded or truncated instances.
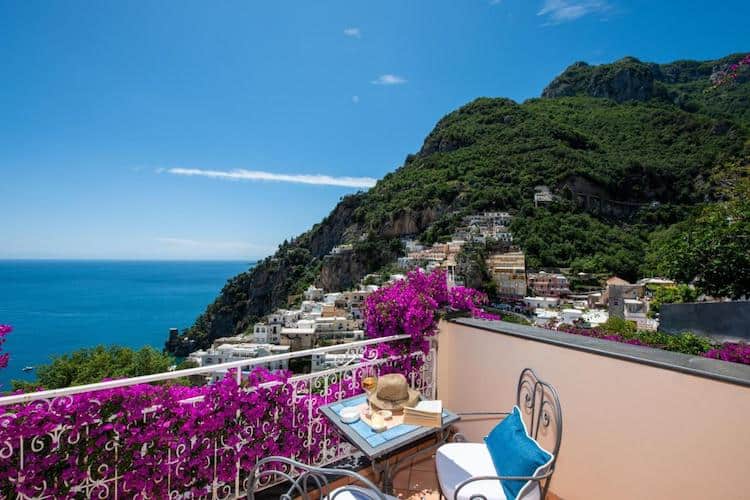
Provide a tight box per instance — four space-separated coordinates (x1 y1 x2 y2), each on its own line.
166 53 750 355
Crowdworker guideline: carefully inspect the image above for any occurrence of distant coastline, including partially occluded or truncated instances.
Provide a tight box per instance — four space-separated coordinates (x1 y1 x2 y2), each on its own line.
0 260 253 387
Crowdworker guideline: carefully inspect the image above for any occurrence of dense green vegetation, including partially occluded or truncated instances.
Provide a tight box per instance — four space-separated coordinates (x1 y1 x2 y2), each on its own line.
176 53 750 351
598 318 715 356
646 284 699 318
642 163 750 298
12 346 172 391
543 54 750 124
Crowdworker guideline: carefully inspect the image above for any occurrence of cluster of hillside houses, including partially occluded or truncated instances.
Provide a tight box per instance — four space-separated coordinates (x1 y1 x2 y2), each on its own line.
393 212 671 330
187 210 677 380
188 282 391 378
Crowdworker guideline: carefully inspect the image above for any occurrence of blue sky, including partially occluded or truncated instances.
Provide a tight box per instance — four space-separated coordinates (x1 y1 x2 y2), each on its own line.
1 0 748 260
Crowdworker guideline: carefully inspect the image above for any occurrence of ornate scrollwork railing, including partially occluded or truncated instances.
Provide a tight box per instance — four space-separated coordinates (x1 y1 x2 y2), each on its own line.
0 335 436 499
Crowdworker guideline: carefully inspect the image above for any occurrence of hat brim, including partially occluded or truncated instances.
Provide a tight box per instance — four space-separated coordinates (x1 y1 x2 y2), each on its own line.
368 388 421 411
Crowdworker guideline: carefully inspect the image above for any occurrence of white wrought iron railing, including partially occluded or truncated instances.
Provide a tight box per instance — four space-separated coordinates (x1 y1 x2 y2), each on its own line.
0 335 437 499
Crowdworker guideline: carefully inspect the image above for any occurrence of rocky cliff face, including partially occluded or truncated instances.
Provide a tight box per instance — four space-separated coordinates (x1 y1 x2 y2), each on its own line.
542 54 749 105
542 57 658 102
380 208 440 238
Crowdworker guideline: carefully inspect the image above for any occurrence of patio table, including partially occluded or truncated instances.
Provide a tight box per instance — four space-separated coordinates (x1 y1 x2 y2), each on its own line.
320 394 460 494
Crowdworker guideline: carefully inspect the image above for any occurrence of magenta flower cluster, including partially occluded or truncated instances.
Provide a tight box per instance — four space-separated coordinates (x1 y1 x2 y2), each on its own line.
703 343 750 364
363 269 499 347
0 325 10 370
0 271 495 497
0 368 355 498
713 54 750 86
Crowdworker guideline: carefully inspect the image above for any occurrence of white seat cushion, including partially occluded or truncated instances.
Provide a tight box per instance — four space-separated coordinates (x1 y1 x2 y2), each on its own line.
437 443 508 500
436 443 544 500
328 485 398 500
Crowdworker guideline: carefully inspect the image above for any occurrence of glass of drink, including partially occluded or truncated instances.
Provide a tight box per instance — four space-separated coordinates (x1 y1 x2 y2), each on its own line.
361 374 377 417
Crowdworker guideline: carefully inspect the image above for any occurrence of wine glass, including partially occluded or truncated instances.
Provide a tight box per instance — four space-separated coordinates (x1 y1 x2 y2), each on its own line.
361 374 377 417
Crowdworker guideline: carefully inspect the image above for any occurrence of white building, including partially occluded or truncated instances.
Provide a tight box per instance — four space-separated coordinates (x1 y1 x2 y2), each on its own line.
337 290 372 308
281 309 304 327
624 299 659 331
253 322 281 344
304 285 325 302
209 334 253 347
281 316 364 349
534 186 554 206
311 352 360 372
323 292 342 304
402 239 424 253
524 296 560 310
188 343 291 372
300 300 322 314
266 311 285 325
331 244 353 255
636 278 677 287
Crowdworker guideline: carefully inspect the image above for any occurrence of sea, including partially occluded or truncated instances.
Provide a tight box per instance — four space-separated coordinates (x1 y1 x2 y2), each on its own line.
0 260 252 388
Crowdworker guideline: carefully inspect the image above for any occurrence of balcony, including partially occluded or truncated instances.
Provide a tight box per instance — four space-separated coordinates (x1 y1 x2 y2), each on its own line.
438 318 750 500
1 318 749 499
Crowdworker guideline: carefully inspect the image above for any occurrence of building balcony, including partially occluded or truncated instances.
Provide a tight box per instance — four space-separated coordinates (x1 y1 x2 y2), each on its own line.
1 319 748 499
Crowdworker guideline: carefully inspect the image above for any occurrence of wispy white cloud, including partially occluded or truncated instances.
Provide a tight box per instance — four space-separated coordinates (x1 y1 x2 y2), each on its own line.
537 0 611 24
155 237 275 257
371 74 407 85
343 27 361 38
156 237 265 251
163 167 377 189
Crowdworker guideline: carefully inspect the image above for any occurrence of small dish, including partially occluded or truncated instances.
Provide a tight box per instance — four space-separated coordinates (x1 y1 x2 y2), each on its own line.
377 410 393 420
340 407 360 424
370 413 387 432
370 422 387 433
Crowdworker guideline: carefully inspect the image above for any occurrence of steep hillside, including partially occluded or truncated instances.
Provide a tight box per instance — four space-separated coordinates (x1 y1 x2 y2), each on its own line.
167 53 750 355
542 53 750 124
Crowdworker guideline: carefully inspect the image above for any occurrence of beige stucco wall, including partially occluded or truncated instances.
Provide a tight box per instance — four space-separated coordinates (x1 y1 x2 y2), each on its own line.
437 321 750 500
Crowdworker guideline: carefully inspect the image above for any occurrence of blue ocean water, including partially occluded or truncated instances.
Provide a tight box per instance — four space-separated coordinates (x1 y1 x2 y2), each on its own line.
0 260 251 387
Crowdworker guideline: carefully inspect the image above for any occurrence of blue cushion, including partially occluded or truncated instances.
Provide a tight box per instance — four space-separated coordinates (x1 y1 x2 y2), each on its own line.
483 405 553 500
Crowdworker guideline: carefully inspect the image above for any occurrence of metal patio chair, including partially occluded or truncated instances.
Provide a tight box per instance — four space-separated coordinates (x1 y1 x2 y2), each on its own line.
247 455 397 500
435 368 562 500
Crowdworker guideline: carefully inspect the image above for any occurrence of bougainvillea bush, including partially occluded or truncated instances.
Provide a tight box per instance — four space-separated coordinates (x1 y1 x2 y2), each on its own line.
712 54 750 86
703 342 750 365
0 271 495 498
0 325 10 371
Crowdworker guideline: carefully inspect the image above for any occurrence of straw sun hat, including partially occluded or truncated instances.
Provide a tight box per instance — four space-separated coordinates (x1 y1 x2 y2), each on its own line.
368 373 421 411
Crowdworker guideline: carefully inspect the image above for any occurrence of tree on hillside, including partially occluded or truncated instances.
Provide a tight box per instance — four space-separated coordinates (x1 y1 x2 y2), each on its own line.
647 284 699 318
12 345 172 391
643 173 750 299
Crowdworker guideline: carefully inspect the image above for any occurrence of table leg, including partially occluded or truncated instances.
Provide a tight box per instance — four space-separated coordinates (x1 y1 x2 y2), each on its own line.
372 430 452 495
371 459 395 495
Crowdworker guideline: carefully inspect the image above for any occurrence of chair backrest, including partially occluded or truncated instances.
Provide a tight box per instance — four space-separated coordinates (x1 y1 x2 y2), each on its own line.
515 368 562 497
247 455 387 500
